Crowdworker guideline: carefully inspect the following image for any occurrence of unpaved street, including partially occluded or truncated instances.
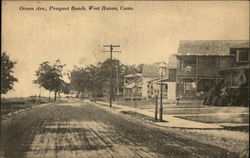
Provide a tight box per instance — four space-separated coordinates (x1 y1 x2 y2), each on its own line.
1 99 238 158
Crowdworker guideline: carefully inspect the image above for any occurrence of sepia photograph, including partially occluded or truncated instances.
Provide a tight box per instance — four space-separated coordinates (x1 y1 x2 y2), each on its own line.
1 0 249 157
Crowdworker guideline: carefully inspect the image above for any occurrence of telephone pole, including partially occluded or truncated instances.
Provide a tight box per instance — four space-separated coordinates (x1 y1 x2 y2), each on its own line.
159 79 163 121
103 44 121 107
116 61 120 101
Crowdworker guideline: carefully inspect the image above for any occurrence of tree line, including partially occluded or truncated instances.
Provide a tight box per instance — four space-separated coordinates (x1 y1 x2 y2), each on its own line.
70 59 139 99
1 52 140 101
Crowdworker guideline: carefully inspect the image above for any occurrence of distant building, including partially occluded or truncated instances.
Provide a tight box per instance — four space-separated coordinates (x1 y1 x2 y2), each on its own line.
122 63 168 101
123 73 142 100
142 63 167 100
175 40 248 100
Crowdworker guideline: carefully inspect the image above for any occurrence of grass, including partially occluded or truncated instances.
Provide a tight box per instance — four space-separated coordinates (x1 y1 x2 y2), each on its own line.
176 114 249 123
113 100 155 106
120 110 157 122
163 106 249 115
1 97 50 115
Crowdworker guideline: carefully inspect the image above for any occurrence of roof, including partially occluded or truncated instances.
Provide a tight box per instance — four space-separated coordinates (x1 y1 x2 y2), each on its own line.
124 82 136 88
177 40 249 56
124 73 142 78
142 64 159 77
230 42 249 48
123 78 142 88
148 78 169 84
148 78 161 83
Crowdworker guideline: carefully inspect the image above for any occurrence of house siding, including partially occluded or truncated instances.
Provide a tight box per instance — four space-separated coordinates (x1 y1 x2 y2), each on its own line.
142 77 157 99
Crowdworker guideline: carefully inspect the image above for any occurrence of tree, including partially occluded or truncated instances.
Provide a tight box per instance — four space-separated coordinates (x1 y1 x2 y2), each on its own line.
69 58 139 100
70 65 103 99
60 81 71 95
34 60 65 101
70 67 88 98
85 64 103 98
1 52 18 94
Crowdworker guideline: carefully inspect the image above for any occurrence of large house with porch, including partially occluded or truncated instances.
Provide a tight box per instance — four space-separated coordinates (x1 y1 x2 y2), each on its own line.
175 40 249 100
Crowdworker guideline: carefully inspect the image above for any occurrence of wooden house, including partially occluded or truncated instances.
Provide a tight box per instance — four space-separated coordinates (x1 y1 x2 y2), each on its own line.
147 78 168 100
123 63 168 100
175 40 248 100
219 42 249 90
122 73 142 100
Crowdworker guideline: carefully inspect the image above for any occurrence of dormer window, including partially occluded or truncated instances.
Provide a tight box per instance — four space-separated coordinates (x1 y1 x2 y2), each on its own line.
236 49 249 62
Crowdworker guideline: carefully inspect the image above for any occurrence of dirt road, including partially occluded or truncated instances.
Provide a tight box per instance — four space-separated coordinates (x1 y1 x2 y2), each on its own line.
1 99 238 158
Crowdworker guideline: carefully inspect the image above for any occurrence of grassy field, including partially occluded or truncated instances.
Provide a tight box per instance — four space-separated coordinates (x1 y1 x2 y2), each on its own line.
1 97 50 115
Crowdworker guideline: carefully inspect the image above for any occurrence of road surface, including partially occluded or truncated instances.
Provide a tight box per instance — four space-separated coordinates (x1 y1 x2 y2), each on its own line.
1 99 238 158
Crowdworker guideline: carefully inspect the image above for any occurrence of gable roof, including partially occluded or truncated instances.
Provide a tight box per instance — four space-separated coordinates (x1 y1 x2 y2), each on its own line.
142 64 159 77
124 82 136 88
124 73 142 78
230 42 249 48
123 78 142 88
177 40 249 56
148 78 161 83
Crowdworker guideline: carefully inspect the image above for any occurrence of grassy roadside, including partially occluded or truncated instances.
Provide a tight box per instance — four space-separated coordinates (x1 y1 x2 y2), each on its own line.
1 97 51 116
176 114 249 123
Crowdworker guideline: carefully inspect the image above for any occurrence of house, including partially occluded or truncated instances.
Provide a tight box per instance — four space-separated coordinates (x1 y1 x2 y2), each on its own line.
147 59 178 102
142 63 167 100
229 42 249 67
123 73 142 100
165 55 177 101
219 42 249 88
175 40 248 100
147 78 167 100
122 63 168 100
218 42 249 106
123 73 142 85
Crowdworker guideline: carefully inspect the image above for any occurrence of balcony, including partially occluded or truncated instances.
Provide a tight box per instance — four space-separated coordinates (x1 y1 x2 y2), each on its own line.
176 66 196 77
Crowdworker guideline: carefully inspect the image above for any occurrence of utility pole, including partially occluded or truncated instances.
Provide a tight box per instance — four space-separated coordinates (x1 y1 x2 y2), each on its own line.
103 44 121 107
159 79 163 121
155 95 158 121
116 61 120 101
159 62 166 122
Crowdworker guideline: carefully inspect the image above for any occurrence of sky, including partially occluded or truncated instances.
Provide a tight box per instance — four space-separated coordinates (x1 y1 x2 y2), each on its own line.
2 1 249 97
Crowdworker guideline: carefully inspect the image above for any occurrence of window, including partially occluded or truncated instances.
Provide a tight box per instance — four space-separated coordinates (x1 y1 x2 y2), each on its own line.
185 82 196 91
184 66 192 72
237 50 249 62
